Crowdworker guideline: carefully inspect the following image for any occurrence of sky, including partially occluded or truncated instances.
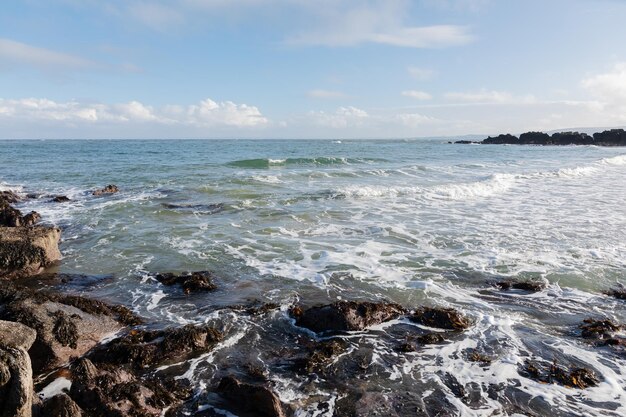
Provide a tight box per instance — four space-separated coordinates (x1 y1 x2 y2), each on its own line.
2 0 626 139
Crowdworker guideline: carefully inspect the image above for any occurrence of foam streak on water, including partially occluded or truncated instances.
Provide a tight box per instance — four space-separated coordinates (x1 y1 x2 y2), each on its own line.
2 139 626 416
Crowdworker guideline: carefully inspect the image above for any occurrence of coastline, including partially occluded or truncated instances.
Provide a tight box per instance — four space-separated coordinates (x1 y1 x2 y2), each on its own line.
1 182 625 416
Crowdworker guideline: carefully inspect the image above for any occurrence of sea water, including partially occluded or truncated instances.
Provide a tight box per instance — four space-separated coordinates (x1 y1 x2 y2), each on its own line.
1 139 625 416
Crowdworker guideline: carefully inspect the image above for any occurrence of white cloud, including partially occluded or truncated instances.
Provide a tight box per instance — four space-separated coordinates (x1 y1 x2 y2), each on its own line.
0 97 268 128
0 38 95 71
402 90 432 100
582 63 626 104
444 90 536 104
307 89 348 99
308 106 369 128
407 66 435 80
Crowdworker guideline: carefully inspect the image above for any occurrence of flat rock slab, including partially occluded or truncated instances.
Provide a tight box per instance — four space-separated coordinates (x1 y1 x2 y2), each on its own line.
0 226 61 278
0 320 37 350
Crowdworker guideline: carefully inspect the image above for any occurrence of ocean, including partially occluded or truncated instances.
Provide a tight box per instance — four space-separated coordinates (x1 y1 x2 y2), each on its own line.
2 138 626 416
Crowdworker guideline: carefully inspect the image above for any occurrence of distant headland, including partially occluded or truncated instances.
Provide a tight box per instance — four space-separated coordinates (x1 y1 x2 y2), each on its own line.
454 129 626 146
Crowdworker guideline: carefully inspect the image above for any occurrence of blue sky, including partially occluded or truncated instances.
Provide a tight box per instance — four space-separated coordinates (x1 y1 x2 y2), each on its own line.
1 0 626 138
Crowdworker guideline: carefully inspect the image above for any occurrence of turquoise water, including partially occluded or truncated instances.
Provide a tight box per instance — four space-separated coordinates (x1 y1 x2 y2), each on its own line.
2 139 626 416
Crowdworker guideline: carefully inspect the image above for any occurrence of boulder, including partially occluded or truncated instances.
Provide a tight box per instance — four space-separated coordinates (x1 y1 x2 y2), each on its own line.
154 271 217 294
0 191 20 205
1 297 124 374
92 185 119 196
88 324 222 370
0 226 61 278
518 131 550 145
493 279 546 292
51 196 70 203
291 301 405 333
523 360 598 389
550 131 593 145
0 320 37 417
217 376 288 417
40 394 83 417
69 358 189 417
409 307 472 330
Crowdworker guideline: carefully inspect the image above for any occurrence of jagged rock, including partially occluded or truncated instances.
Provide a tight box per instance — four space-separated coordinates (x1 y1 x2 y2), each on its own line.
409 307 472 330
551 131 593 145
580 318 622 340
0 226 61 278
605 287 626 300
494 280 546 292
88 324 222 369
0 320 37 417
68 358 189 417
593 129 626 146
51 196 70 203
291 301 405 333
154 271 217 294
518 131 550 145
482 134 518 145
217 376 288 417
92 185 119 196
40 394 83 417
0 191 20 205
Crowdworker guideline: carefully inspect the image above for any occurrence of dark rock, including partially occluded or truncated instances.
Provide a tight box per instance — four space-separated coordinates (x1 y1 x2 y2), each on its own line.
605 287 626 300
523 360 599 389
217 376 288 417
467 349 492 364
416 332 446 344
494 279 546 292
551 131 593 145
409 307 472 330
301 339 347 374
454 140 475 144
0 320 37 417
593 129 626 146
482 134 518 145
292 300 405 333
0 226 61 278
519 131 550 145
354 392 399 417
88 324 222 369
0 191 20 205
69 358 190 417
580 318 622 339
92 185 119 196
154 271 217 294
40 393 83 417
51 196 70 203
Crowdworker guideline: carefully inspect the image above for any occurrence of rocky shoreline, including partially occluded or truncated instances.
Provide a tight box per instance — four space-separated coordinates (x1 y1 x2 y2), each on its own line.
453 128 626 146
1 186 625 416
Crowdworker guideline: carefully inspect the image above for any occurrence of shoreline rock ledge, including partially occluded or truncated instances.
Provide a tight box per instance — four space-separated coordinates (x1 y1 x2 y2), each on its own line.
0 226 61 279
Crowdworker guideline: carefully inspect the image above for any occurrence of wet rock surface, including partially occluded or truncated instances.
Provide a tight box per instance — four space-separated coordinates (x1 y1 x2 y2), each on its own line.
51 196 70 203
493 279 546 292
88 324 222 369
92 185 119 196
456 128 626 146
523 360 599 389
409 306 472 330
216 376 288 417
39 393 82 417
292 300 405 333
154 271 218 294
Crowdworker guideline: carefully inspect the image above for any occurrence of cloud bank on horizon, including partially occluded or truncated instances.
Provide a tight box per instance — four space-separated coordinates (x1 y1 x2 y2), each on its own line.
1 0 626 138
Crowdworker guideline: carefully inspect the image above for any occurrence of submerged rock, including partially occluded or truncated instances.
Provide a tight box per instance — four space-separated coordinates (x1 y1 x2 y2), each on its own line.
88 324 222 369
0 320 37 417
51 196 70 203
0 226 61 278
217 376 288 417
580 318 622 339
605 287 626 300
291 300 405 333
409 307 472 330
92 185 119 196
226 300 281 316
154 271 217 294
523 360 599 389
493 280 546 292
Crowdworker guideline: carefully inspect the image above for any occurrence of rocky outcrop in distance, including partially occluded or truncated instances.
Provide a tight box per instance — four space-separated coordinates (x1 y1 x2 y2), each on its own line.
455 128 626 146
